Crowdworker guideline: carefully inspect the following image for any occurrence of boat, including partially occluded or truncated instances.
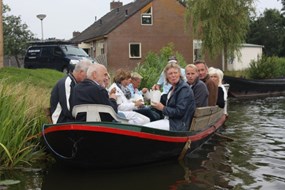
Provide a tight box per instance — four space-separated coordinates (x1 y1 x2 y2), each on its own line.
42 104 227 168
223 75 285 98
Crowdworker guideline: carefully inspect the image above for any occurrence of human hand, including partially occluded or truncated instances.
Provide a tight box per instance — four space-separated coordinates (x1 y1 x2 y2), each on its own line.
135 99 144 108
141 88 148 93
152 84 160 90
109 87 116 95
109 93 117 100
151 102 164 111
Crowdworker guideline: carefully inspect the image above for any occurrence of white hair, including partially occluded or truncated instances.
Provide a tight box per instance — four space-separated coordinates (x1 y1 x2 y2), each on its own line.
208 67 224 86
73 60 92 73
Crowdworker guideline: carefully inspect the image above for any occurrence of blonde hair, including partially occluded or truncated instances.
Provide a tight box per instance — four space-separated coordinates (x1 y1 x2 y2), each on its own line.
185 64 198 72
163 62 182 83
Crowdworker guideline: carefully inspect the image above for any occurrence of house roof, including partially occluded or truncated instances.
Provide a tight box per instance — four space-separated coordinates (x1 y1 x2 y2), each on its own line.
71 0 153 43
242 43 264 48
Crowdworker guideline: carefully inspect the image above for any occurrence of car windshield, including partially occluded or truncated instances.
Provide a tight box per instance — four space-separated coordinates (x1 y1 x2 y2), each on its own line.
61 45 89 57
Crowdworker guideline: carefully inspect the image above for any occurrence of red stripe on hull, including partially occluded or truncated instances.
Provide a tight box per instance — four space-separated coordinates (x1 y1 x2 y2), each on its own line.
44 116 225 143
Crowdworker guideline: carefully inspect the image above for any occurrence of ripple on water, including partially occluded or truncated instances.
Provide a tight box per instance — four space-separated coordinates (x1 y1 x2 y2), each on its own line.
225 96 285 189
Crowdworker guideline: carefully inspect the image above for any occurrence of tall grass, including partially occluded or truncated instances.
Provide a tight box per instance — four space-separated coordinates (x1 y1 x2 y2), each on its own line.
0 67 64 169
0 82 50 168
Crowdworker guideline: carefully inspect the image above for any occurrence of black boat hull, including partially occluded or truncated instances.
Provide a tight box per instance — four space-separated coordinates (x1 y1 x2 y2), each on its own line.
42 116 226 168
223 76 285 98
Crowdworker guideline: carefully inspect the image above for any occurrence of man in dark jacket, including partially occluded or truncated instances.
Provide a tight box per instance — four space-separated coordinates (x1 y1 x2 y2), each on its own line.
185 64 209 107
72 64 118 122
194 60 218 106
50 60 91 124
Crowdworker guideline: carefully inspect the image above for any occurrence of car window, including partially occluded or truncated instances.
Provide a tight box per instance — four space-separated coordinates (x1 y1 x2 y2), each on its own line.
54 46 64 56
61 45 89 57
27 47 41 57
41 47 54 57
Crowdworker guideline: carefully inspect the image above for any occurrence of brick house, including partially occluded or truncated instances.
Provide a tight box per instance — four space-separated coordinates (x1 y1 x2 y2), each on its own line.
71 0 223 72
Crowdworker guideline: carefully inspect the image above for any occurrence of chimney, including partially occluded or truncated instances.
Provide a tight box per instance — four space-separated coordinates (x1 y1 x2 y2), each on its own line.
73 31 81 38
110 1 123 11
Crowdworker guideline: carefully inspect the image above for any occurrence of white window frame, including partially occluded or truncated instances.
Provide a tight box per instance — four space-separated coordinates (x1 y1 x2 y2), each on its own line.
141 7 153 25
193 39 202 61
129 43 141 59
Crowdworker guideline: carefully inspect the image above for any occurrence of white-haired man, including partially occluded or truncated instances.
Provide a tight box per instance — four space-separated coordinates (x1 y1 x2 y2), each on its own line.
72 64 118 122
50 60 91 124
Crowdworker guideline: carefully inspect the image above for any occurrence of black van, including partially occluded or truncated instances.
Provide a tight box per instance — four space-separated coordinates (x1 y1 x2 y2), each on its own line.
24 43 93 73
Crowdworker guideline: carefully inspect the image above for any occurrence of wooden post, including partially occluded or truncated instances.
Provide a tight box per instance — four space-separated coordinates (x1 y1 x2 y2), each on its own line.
0 0 3 68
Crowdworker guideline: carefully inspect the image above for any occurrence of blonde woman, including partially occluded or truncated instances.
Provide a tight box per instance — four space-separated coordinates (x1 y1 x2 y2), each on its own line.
208 67 228 115
144 63 196 131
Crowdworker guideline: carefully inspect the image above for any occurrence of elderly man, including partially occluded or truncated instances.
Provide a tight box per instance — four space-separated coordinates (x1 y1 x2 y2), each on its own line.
194 60 218 106
50 60 91 124
72 64 118 122
128 72 148 101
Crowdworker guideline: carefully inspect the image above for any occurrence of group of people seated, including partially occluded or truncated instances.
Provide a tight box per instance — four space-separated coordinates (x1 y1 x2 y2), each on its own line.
50 56 227 132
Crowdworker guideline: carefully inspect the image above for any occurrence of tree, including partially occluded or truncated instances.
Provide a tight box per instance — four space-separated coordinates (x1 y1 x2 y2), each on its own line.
280 0 285 13
2 4 34 67
247 9 285 56
185 0 255 70
0 0 3 68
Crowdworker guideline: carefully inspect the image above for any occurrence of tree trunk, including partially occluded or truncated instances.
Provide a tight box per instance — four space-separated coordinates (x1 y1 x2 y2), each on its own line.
0 0 4 68
15 55 21 68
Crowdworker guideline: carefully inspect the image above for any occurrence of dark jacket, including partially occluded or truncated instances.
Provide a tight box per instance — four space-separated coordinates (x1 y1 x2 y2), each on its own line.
162 79 196 131
72 79 118 122
216 86 225 108
50 73 77 124
189 77 209 107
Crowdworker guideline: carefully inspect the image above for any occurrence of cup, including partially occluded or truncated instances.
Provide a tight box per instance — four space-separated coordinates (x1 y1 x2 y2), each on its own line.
150 90 161 105
116 95 123 105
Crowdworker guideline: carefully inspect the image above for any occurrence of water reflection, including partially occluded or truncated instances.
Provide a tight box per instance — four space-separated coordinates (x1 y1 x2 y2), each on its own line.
42 161 185 190
41 137 230 190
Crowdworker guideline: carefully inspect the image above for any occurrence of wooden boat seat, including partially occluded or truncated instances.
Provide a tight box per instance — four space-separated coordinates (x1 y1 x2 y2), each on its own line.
72 104 129 124
189 106 224 131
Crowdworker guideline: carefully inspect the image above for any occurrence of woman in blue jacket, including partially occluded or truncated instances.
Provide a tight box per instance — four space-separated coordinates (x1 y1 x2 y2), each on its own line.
144 62 196 131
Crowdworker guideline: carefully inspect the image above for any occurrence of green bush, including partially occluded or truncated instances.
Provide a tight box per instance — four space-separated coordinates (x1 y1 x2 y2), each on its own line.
248 56 285 79
134 43 187 89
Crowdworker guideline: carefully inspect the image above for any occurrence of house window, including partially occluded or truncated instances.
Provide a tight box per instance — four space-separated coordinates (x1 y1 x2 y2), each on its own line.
141 6 152 25
193 40 202 61
129 43 141 58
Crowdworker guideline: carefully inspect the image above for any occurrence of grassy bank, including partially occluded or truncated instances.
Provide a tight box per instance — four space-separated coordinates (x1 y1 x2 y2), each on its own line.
0 67 64 169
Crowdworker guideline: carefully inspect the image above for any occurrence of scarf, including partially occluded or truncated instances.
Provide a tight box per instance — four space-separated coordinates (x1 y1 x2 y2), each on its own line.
116 82 131 99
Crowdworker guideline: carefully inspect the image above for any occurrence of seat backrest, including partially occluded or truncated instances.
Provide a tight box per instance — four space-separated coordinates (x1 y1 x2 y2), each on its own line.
189 106 223 131
72 104 128 123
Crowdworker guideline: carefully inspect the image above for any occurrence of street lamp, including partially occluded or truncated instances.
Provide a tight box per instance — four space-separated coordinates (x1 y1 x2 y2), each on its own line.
36 14 46 41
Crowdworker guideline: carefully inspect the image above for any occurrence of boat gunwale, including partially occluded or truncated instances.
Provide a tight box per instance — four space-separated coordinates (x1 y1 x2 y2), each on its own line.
43 117 225 143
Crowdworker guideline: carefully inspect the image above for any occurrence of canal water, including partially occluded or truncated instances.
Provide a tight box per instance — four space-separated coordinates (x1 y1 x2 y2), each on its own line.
2 96 285 190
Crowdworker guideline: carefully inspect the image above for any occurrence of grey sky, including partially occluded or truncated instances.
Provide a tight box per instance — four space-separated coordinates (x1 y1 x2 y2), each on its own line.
3 0 282 40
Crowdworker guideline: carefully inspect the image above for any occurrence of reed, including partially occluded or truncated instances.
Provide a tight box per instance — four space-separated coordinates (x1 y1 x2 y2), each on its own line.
0 81 49 168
